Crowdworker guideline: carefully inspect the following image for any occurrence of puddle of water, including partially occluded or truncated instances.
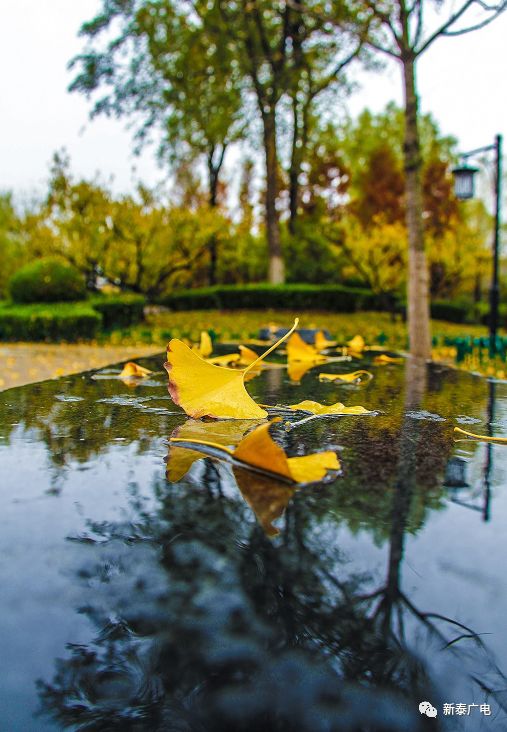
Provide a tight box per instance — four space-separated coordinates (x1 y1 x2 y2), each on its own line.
1 353 507 730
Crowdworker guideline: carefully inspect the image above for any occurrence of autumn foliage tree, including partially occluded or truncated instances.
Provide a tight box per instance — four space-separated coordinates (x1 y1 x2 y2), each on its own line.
348 0 507 358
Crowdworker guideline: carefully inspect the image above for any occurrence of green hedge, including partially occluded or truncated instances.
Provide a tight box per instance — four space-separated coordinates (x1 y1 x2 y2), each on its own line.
0 302 101 342
90 294 146 329
430 300 472 324
8 257 86 303
161 284 383 312
395 298 480 324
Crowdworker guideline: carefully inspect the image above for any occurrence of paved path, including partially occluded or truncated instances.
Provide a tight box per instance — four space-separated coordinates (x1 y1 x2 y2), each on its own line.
0 343 163 391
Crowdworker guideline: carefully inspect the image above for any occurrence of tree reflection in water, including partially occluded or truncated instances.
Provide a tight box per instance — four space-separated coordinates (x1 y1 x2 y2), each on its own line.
35 363 507 731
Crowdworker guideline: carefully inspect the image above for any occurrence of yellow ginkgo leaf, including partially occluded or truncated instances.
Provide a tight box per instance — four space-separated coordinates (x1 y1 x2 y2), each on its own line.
119 362 153 378
165 319 299 419
166 445 205 482
347 335 365 352
170 418 340 484
374 354 403 364
206 353 241 366
167 418 259 481
192 331 213 358
454 426 507 444
233 420 294 479
288 360 318 382
288 400 373 416
238 345 285 370
286 452 341 483
234 467 294 537
287 332 326 363
238 345 259 365
318 370 373 384
314 331 337 350
288 356 352 382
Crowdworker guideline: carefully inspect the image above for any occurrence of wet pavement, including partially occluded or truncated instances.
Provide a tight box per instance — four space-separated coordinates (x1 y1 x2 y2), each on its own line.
1 351 507 730
0 343 162 390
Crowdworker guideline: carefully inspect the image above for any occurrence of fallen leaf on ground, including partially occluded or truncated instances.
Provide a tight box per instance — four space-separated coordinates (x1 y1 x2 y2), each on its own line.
288 360 316 382
454 426 507 444
166 418 260 481
238 345 284 370
288 355 351 383
165 319 298 419
318 370 373 384
374 354 404 364
192 331 213 358
170 419 340 483
238 345 259 364
119 362 153 378
287 332 351 382
314 331 338 350
206 353 241 366
347 335 365 352
288 400 373 416
287 332 327 363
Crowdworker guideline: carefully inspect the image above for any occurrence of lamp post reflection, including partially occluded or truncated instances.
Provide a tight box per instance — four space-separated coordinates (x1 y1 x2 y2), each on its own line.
444 380 496 521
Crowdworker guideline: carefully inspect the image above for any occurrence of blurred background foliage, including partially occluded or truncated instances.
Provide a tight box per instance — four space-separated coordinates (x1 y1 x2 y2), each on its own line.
0 103 497 308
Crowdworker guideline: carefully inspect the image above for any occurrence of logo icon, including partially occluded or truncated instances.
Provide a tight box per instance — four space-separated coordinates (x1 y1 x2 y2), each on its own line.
419 701 438 718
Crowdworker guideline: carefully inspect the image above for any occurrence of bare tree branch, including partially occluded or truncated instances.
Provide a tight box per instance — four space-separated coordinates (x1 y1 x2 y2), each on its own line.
415 0 502 55
441 10 507 36
413 0 424 48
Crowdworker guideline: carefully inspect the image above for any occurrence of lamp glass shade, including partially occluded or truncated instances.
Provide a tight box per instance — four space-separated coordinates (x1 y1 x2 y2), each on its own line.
452 165 479 200
444 456 469 488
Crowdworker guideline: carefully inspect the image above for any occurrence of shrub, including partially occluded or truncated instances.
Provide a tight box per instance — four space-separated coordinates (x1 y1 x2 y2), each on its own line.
0 302 101 342
8 257 86 303
282 228 339 285
161 287 221 310
430 299 473 324
160 284 381 312
90 294 146 329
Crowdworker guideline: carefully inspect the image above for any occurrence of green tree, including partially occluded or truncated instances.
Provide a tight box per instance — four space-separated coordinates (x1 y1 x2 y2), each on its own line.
69 0 243 284
105 189 232 296
217 0 369 282
0 193 25 298
26 154 229 297
334 2 507 358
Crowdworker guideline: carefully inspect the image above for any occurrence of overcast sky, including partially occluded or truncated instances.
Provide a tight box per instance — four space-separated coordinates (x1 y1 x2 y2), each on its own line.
1 0 506 201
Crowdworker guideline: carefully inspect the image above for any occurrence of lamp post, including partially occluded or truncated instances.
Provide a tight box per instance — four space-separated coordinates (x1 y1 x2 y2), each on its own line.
452 134 503 354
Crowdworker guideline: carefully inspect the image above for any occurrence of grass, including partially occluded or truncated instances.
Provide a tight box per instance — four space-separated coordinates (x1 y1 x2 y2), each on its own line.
99 309 507 378
98 308 491 349
3 302 503 377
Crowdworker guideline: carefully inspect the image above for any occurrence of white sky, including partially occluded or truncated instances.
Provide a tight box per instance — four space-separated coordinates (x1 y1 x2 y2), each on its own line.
1 0 506 201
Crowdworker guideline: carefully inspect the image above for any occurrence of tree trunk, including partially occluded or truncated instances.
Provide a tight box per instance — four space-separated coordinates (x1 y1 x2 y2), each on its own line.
402 57 431 360
288 105 300 235
288 96 305 235
263 111 285 284
207 148 221 287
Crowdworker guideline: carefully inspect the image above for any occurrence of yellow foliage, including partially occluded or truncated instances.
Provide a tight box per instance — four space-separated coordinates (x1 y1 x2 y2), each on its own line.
170 418 340 484
167 418 261 481
373 354 403 364
287 332 326 363
192 331 213 358
318 370 373 384
288 400 373 416
165 319 298 419
119 362 152 378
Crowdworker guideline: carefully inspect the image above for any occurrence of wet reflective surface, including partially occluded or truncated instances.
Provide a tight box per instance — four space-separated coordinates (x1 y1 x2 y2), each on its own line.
1 352 507 730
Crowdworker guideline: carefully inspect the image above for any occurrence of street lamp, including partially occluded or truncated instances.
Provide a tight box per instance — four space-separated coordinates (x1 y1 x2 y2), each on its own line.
452 164 479 199
452 134 503 353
